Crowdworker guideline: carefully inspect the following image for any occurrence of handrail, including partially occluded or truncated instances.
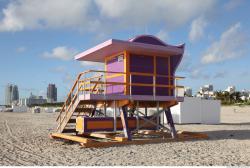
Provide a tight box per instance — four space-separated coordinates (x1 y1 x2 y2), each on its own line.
89 81 184 88
56 69 185 128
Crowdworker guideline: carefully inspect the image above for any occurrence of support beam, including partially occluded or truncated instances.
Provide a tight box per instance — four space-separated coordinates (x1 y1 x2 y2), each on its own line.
165 108 177 138
156 101 160 130
104 101 107 117
121 106 132 140
136 101 139 130
90 106 96 117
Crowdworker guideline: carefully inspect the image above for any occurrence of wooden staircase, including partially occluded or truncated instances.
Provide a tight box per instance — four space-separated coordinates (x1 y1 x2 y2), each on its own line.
56 72 103 133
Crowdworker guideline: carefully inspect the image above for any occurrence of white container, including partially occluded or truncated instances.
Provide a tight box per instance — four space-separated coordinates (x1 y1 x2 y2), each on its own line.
170 97 220 124
12 105 28 112
44 107 54 113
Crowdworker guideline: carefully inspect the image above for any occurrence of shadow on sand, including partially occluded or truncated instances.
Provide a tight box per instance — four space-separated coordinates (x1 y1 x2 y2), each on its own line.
202 129 250 140
219 122 250 126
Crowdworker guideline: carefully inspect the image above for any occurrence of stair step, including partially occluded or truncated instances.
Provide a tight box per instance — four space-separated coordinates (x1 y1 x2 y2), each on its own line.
62 128 76 133
68 119 76 123
74 108 93 112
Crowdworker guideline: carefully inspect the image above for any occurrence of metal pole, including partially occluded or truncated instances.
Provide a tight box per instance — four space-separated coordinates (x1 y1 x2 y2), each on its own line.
156 101 159 130
153 75 156 100
136 101 139 130
104 101 107 117
129 74 132 99
113 101 117 132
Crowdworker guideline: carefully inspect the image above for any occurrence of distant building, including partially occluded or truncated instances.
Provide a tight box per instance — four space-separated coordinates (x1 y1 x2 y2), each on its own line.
12 85 19 103
5 84 19 105
5 84 12 105
47 84 57 103
19 93 46 106
196 84 215 99
200 84 213 92
240 89 250 101
225 86 236 94
184 87 192 97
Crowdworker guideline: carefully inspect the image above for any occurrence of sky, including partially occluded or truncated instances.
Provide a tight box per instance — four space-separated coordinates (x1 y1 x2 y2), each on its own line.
0 0 250 104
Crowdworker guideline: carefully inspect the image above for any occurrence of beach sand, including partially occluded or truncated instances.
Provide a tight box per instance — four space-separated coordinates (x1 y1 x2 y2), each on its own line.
0 106 249 166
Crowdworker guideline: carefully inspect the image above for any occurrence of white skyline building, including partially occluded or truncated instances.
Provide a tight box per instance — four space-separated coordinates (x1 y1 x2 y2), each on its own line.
184 87 192 97
225 86 236 94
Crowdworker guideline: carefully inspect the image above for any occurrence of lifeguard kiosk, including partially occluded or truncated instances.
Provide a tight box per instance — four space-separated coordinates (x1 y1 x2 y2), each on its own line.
52 35 188 147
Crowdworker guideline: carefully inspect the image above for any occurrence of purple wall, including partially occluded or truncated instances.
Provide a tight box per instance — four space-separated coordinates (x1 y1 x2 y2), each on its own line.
105 53 178 96
130 54 154 73
106 54 124 73
129 54 174 96
106 76 125 94
131 75 153 95
106 54 125 94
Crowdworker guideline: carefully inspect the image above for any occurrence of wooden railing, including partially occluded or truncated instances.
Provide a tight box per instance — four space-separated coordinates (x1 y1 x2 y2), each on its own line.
56 70 185 132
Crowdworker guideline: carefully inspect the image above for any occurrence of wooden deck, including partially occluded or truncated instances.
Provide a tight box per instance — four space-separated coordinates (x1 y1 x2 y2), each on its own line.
50 130 208 148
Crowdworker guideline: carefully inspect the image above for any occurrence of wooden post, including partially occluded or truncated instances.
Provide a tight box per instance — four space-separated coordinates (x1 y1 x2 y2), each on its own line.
165 108 177 138
121 106 132 140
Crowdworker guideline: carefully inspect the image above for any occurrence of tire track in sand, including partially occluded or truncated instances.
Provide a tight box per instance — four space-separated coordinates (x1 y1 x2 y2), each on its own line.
1 120 66 165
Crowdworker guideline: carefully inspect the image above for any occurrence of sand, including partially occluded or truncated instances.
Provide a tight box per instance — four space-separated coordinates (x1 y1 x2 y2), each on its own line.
0 106 250 166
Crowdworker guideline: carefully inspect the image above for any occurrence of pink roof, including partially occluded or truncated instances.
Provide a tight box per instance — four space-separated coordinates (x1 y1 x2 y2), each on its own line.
75 35 185 63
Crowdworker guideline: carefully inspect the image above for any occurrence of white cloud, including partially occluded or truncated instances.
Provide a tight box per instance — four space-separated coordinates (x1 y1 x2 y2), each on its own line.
177 52 193 72
201 23 249 64
0 0 99 32
16 46 26 53
155 30 169 42
224 0 244 10
189 68 210 79
95 0 215 28
51 66 66 73
42 46 78 61
0 0 216 32
189 16 207 42
80 61 104 70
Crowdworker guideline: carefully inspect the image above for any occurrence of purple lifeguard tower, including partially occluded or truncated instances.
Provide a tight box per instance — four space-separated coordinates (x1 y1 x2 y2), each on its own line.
55 35 185 142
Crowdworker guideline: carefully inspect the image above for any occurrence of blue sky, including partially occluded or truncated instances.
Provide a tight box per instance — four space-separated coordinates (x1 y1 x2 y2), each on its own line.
0 0 249 104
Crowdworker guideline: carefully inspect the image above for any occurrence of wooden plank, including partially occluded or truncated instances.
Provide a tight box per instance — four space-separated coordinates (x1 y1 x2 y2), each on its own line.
50 131 208 148
50 133 93 144
80 137 177 148
85 133 128 142
80 132 208 148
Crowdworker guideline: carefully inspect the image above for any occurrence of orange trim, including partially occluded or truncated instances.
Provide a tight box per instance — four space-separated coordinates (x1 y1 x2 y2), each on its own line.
106 74 124 79
124 50 130 95
124 50 127 95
